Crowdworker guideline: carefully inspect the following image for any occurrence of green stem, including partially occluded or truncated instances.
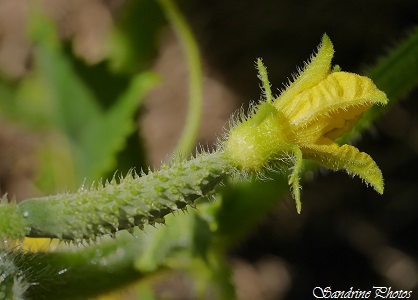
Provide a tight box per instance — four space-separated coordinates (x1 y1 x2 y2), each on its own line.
0 152 231 241
157 0 203 156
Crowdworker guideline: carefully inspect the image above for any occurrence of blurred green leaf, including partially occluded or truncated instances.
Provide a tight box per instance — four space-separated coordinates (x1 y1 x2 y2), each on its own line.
76 71 159 183
107 0 167 73
0 11 159 190
134 213 196 272
200 174 288 253
9 233 145 299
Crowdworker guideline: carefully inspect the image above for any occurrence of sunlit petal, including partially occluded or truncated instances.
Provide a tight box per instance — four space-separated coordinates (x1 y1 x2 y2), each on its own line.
285 72 388 144
274 34 334 110
302 142 384 194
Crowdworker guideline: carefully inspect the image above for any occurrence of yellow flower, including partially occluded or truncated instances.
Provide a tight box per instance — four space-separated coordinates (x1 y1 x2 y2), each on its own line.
224 34 388 213
22 237 59 252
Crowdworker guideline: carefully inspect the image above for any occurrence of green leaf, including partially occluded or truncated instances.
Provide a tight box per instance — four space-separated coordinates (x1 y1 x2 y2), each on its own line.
77 71 159 181
8 12 159 188
207 176 288 250
134 212 196 272
106 0 166 73
6 233 145 299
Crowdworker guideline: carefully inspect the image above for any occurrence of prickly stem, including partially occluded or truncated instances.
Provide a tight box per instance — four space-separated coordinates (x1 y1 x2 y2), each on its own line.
14 151 231 240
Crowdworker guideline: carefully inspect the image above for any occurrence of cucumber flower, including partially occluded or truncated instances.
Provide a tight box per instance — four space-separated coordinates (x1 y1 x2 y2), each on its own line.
224 34 388 213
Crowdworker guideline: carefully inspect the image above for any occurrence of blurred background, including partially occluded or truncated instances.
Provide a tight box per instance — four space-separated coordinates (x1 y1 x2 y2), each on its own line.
1 0 418 299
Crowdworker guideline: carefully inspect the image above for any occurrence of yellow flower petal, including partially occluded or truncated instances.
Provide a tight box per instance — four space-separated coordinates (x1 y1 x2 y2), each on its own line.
274 34 334 111
22 237 56 252
302 142 384 194
285 72 388 144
